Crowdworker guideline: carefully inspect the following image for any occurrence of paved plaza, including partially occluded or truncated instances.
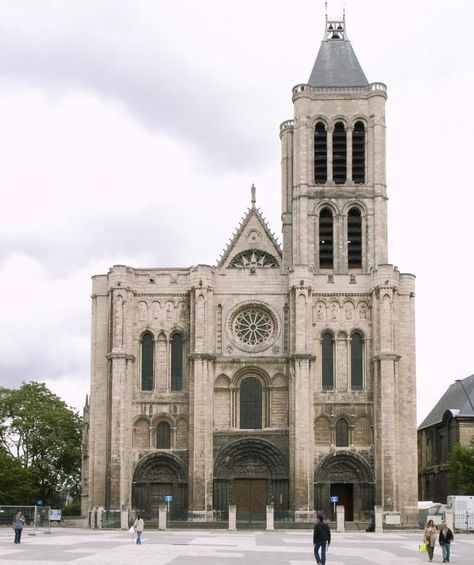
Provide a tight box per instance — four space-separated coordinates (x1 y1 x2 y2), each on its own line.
0 528 473 565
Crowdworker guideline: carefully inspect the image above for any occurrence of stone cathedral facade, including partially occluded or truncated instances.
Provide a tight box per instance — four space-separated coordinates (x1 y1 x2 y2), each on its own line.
82 16 418 522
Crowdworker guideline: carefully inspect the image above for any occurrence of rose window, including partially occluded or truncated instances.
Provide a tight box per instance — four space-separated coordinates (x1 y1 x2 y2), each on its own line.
233 308 274 346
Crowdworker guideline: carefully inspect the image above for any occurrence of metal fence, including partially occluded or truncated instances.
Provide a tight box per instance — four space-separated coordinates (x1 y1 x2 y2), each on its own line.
0 505 51 534
453 511 474 531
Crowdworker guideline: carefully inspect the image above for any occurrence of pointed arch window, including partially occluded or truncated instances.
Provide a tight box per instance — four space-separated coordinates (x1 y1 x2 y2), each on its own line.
351 331 364 390
240 377 262 429
314 122 327 183
156 422 171 449
319 207 334 269
336 419 349 447
321 332 334 390
141 332 154 391
348 208 362 268
333 122 347 184
171 333 183 391
352 121 365 183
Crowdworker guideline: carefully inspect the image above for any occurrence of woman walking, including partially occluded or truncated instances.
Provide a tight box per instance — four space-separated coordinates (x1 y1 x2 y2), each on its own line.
423 519 437 562
133 514 145 545
12 510 25 544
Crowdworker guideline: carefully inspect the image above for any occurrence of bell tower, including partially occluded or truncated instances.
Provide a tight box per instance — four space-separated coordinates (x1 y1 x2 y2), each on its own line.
282 12 418 515
281 12 388 273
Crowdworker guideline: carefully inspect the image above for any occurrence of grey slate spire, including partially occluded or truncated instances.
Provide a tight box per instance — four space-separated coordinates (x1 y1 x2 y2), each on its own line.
308 14 368 87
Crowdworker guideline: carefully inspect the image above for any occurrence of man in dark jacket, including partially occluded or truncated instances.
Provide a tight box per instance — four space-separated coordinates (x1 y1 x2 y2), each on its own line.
313 513 331 565
439 521 454 563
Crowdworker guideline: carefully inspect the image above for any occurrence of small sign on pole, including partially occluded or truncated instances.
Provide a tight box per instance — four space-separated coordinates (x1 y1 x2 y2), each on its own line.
164 495 173 514
330 495 339 518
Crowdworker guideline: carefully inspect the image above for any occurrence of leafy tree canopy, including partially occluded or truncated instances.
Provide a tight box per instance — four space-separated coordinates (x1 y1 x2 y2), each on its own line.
447 437 474 495
0 382 83 506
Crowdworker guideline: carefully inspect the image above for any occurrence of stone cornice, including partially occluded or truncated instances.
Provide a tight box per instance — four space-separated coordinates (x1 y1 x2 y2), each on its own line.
106 352 135 361
371 353 401 362
188 353 217 361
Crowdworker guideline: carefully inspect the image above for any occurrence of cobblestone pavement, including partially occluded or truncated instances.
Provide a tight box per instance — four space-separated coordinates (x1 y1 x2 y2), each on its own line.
0 528 473 565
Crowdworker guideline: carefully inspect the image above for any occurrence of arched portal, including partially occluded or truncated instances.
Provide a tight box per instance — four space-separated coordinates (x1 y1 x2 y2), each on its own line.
314 451 374 521
213 438 289 521
132 452 187 519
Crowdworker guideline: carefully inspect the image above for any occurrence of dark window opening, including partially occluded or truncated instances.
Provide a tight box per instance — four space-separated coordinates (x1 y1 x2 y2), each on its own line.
319 208 333 269
352 121 365 184
348 208 362 268
171 333 183 391
351 332 363 390
240 377 262 429
322 332 334 390
314 122 327 184
156 422 171 449
336 419 349 446
333 122 347 184
141 332 154 391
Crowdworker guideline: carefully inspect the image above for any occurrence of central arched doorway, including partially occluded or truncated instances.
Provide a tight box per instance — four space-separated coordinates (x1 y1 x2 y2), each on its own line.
132 452 188 520
314 451 374 521
213 438 288 524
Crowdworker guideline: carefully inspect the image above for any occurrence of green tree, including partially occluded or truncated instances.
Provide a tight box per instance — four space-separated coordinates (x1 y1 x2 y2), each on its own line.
447 437 474 494
0 449 38 504
0 382 83 505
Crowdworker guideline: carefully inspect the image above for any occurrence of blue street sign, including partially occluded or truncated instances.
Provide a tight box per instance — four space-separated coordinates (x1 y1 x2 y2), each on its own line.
36 500 43 506
330 496 339 503
164 495 173 502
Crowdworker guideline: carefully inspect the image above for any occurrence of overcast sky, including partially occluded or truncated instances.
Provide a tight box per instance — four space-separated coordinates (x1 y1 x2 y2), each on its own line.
0 0 472 424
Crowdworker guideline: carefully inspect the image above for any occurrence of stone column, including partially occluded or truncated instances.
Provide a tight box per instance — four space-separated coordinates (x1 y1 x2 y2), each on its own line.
158 505 167 530
289 281 314 518
374 505 383 533
266 505 274 531
120 510 129 531
229 505 236 531
336 505 345 532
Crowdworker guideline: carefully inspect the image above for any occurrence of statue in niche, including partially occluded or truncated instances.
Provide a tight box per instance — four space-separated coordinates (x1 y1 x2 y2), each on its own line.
138 301 147 321
344 302 354 320
359 303 368 320
166 301 174 320
330 302 339 320
178 301 187 321
317 302 326 321
152 301 161 320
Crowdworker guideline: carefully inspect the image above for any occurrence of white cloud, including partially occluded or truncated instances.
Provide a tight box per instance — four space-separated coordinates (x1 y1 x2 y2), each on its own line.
0 0 473 423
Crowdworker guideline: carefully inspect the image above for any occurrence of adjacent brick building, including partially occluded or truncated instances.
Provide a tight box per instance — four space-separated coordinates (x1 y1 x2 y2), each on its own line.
82 14 418 522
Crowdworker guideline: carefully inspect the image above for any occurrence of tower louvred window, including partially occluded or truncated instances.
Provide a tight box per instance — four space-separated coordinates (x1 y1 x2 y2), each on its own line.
319 208 333 269
314 122 327 184
240 377 262 429
321 332 334 390
171 333 183 391
156 422 171 449
336 419 349 446
351 331 364 390
141 332 154 391
333 122 347 184
352 121 365 184
348 208 362 268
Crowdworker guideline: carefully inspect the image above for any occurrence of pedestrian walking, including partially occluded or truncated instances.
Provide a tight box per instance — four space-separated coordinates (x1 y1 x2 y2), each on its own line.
133 513 145 545
423 519 437 562
12 510 25 544
439 520 454 563
313 512 331 565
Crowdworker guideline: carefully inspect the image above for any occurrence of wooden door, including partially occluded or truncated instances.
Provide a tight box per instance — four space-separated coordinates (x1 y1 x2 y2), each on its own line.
330 483 354 521
234 479 267 520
